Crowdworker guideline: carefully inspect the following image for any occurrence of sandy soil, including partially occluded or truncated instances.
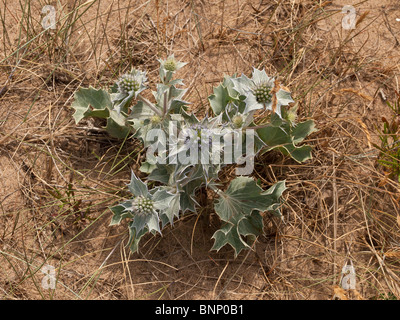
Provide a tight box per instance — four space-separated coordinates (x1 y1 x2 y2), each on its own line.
1 0 400 300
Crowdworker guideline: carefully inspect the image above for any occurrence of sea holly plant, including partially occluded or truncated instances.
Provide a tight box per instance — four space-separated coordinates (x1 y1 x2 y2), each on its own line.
70 56 316 257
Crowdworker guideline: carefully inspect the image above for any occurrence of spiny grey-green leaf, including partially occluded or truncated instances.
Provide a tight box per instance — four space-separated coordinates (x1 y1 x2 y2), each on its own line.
106 116 131 139
211 222 248 257
209 84 231 116
212 178 286 256
109 201 134 226
71 87 112 123
127 224 148 253
128 171 149 197
214 177 280 222
291 119 317 144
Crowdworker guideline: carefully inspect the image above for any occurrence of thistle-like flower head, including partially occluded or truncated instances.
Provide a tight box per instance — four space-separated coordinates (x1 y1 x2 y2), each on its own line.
118 74 140 93
150 115 162 124
159 54 187 73
253 82 273 104
131 195 154 216
164 57 178 72
232 114 244 128
230 68 294 118
117 69 147 95
168 118 226 184
116 172 175 235
110 172 180 252
180 119 223 152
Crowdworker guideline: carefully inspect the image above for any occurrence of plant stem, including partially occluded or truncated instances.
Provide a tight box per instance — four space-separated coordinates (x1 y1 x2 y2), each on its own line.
163 90 168 117
138 94 162 116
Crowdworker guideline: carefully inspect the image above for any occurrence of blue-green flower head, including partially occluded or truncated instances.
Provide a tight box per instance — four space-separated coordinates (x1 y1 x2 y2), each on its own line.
131 195 154 216
179 118 225 154
117 69 147 95
251 69 274 104
116 172 159 234
109 174 180 253
114 172 182 235
230 68 294 118
231 68 274 113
